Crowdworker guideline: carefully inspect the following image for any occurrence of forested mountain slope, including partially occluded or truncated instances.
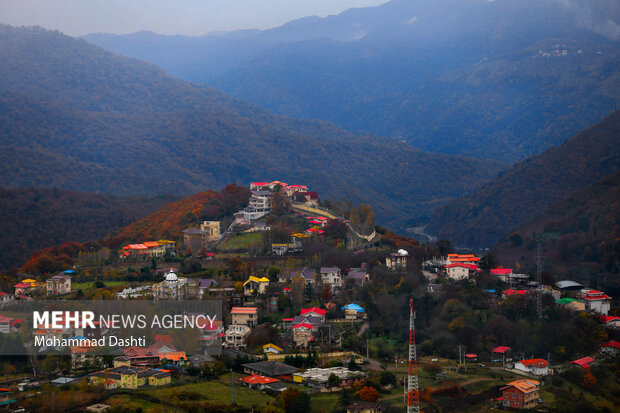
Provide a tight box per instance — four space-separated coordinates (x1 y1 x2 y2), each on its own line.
0 187 176 270
428 110 620 248
493 171 620 278
0 24 501 231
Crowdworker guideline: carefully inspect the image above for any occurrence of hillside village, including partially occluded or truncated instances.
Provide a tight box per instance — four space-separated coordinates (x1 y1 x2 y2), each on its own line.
0 181 618 413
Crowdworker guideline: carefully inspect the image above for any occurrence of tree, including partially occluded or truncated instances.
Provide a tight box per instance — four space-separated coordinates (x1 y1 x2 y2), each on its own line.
581 370 597 391
267 265 281 280
277 293 291 311
278 388 311 413
321 284 332 302
339 389 354 407
246 323 280 349
358 386 380 402
380 371 397 387
479 253 499 271
328 373 340 388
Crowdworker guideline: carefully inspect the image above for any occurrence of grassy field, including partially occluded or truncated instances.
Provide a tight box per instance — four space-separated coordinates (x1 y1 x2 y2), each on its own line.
219 233 262 251
310 392 341 412
137 374 275 409
106 394 181 413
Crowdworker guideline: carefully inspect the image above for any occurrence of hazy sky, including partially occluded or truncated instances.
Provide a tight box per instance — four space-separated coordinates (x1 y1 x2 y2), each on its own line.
1 0 389 36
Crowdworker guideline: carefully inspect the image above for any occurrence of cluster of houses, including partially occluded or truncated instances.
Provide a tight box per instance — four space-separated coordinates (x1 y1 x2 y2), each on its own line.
237 360 366 393
278 266 371 289
119 240 176 260
422 254 615 319
0 271 74 301
233 180 317 225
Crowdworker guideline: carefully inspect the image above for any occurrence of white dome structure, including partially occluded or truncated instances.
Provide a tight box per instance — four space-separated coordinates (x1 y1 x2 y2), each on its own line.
165 272 178 282
397 249 409 256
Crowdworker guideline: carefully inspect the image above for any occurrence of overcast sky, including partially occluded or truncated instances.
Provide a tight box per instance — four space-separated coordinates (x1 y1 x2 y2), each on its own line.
1 0 389 36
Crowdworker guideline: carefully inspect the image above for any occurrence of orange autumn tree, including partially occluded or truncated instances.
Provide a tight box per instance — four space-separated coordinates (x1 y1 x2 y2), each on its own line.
358 386 380 402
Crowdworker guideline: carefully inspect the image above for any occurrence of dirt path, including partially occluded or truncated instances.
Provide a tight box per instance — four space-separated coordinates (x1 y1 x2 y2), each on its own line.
459 377 493 387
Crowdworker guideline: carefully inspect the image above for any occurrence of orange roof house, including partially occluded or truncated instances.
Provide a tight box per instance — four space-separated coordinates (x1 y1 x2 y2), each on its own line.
500 379 540 409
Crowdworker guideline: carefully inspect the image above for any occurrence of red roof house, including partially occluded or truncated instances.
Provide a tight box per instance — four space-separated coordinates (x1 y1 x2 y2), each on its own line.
491 268 513 275
570 356 595 369
600 341 620 356
493 346 511 354
301 307 326 317
503 289 528 298
239 374 279 385
515 359 550 376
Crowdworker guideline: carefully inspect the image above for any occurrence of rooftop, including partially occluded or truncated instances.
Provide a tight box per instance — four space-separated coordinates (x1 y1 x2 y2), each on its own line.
518 358 548 368
570 356 595 368
501 379 540 394
231 307 257 315
242 361 297 377
301 307 326 317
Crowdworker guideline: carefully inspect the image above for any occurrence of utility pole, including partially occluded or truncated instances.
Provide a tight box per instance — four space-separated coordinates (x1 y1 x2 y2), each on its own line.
537 241 543 319
231 370 236 405
407 298 420 413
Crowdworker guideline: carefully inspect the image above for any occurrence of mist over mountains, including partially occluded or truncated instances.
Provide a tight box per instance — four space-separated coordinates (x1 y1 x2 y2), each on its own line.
0 24 502 232
84 0 620 162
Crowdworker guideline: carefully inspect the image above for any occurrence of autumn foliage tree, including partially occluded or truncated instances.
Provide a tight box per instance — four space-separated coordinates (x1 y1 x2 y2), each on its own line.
358 386 380 402
581 370 597 391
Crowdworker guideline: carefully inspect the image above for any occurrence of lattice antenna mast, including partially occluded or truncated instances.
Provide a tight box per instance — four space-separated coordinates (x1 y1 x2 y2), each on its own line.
536 241 543 319
407 298 420 413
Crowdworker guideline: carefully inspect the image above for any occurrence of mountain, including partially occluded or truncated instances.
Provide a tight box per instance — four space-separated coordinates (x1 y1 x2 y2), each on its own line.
84 0 620 162
493 171 620 277
0 24 502 232
0 187 176 271
427 109 620 249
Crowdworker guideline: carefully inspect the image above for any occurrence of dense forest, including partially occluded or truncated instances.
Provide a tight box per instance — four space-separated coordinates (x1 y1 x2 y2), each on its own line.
86 0 620 162
493 171 620 280
0 187 175 271
0 24 502 231
428 109 620 248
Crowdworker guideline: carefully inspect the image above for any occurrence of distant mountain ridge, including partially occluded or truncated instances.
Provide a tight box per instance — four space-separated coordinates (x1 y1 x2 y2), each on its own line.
84 0 620 162
0 24 502 232
428 109 620 249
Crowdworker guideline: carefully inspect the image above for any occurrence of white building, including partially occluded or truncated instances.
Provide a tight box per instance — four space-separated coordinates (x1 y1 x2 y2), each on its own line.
320 267 342 287
580 289 612 315
240 191 273 221
514 359 550 376
225 324 251 348
445 263 477 280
